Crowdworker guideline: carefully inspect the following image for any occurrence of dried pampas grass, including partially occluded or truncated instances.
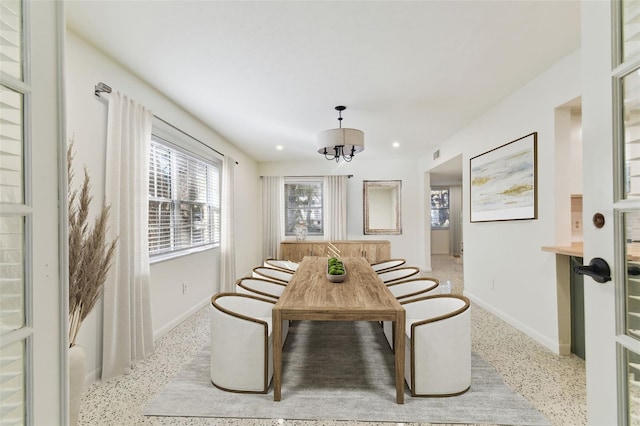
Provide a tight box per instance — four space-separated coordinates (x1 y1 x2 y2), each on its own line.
68 141 117 347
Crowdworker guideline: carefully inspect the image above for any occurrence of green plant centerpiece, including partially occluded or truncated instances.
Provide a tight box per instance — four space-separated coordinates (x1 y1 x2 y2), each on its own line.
326 256 347 283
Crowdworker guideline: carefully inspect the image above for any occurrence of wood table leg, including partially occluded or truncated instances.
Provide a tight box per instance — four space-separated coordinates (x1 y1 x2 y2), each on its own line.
272 308 282 401
394 310 405 404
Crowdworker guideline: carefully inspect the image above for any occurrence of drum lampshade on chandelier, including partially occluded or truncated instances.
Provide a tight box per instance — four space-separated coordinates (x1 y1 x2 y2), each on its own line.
317 106 364 162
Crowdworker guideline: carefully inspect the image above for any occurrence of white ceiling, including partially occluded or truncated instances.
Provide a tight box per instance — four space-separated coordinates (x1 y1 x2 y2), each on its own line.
65 1 580 165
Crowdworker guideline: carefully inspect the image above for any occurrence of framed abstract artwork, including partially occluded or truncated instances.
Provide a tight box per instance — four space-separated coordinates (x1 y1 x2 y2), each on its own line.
470 132 538 222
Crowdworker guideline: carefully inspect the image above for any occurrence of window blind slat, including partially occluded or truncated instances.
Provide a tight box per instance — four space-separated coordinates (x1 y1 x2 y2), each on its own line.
0 2 20 18
0 34 19 48
0 154 21 172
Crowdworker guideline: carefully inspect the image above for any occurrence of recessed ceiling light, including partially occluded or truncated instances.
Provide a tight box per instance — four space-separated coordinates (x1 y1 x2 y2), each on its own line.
276 145 283 150
392 141 400 148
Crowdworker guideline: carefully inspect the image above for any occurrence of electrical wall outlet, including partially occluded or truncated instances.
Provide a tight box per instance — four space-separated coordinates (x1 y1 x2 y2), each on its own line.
182 283 187 294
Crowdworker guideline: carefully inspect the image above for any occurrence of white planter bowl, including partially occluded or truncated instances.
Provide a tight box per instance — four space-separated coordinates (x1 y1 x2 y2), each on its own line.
326 261 347 283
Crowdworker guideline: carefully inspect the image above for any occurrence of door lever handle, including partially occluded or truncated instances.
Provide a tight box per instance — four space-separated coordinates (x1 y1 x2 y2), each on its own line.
573 257 611 283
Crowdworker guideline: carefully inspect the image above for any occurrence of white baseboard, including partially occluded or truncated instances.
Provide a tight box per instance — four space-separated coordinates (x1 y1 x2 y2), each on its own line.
153 296 211 341
464 290 562 355
84 367 101 387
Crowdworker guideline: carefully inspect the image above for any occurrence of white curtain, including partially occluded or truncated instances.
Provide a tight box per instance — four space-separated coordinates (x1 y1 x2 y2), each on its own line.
449 185 463 256
220 156 236 293
324 175 347 240
102 91 155 380
262 176 283 260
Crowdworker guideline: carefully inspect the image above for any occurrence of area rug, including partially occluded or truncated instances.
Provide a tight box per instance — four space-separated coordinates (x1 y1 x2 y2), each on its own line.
144 321 550 425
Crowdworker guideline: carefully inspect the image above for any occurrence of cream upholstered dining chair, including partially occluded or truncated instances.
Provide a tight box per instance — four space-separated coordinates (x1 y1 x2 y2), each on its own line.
382 277 440 349
236 277 287 300
377 266 420 284
370 258 406 273
386 277 439 301
263 258 299 272
252 266 294 283
210 292 284 393
401 294 471 397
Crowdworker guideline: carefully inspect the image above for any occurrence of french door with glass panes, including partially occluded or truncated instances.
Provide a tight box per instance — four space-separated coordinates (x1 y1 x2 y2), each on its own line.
1 1 64 424
0 0 68 426
613 0 640 424
0 1 31 424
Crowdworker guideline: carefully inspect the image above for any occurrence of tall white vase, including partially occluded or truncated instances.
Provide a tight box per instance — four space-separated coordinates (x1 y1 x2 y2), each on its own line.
68 344 85 426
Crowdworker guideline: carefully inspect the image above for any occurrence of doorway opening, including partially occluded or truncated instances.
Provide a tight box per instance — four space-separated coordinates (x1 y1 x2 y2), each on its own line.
554 96 584 359
428 155 464 292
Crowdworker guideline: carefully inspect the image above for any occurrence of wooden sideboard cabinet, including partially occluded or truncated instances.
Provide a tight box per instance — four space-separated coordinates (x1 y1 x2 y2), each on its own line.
279 240 391 263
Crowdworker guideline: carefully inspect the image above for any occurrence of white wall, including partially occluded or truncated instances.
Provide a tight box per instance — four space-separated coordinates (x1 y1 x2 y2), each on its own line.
569 110 583 195
258 159 424 269
418 50 582 354
554 101 583 245
65 31 262 383
32 1 65 423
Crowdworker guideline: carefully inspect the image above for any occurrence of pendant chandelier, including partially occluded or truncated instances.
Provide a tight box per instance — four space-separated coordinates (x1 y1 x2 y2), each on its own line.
317 106 364 162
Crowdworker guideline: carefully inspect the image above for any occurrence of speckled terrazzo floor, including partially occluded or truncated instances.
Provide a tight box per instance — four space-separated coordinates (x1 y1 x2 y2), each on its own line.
77 255 586 426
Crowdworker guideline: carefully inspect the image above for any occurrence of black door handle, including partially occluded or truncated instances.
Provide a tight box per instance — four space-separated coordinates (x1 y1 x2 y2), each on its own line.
629 265 640 276
573 257 611 283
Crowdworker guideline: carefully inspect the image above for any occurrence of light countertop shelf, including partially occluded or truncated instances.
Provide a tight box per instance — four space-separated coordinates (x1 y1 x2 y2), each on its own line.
541 243 583 257
542 242 640 261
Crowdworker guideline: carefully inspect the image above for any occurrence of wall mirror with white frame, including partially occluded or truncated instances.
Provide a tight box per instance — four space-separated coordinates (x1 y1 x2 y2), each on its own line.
363 180 402 235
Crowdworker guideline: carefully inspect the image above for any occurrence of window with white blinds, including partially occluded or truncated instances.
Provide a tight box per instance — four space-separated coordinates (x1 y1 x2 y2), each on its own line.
0 1 23 81
284 179 324 236
0 215 24 332
0 340 24 422
148 138 220 258
0 85 23 204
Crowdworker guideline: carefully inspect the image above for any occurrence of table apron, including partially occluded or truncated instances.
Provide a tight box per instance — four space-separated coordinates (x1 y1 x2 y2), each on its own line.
276 310 400 322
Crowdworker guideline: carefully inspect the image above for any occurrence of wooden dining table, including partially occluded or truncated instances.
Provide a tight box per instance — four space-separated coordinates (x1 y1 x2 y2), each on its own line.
272 256 406 404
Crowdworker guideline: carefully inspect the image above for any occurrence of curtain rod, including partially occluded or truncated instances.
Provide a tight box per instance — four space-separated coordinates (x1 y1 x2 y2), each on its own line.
260 175 354 178
94 82 238 165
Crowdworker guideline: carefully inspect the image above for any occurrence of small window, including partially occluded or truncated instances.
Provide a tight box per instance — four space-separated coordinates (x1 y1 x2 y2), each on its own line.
430 188 450 229
148 138 220 258
284 180 323 236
